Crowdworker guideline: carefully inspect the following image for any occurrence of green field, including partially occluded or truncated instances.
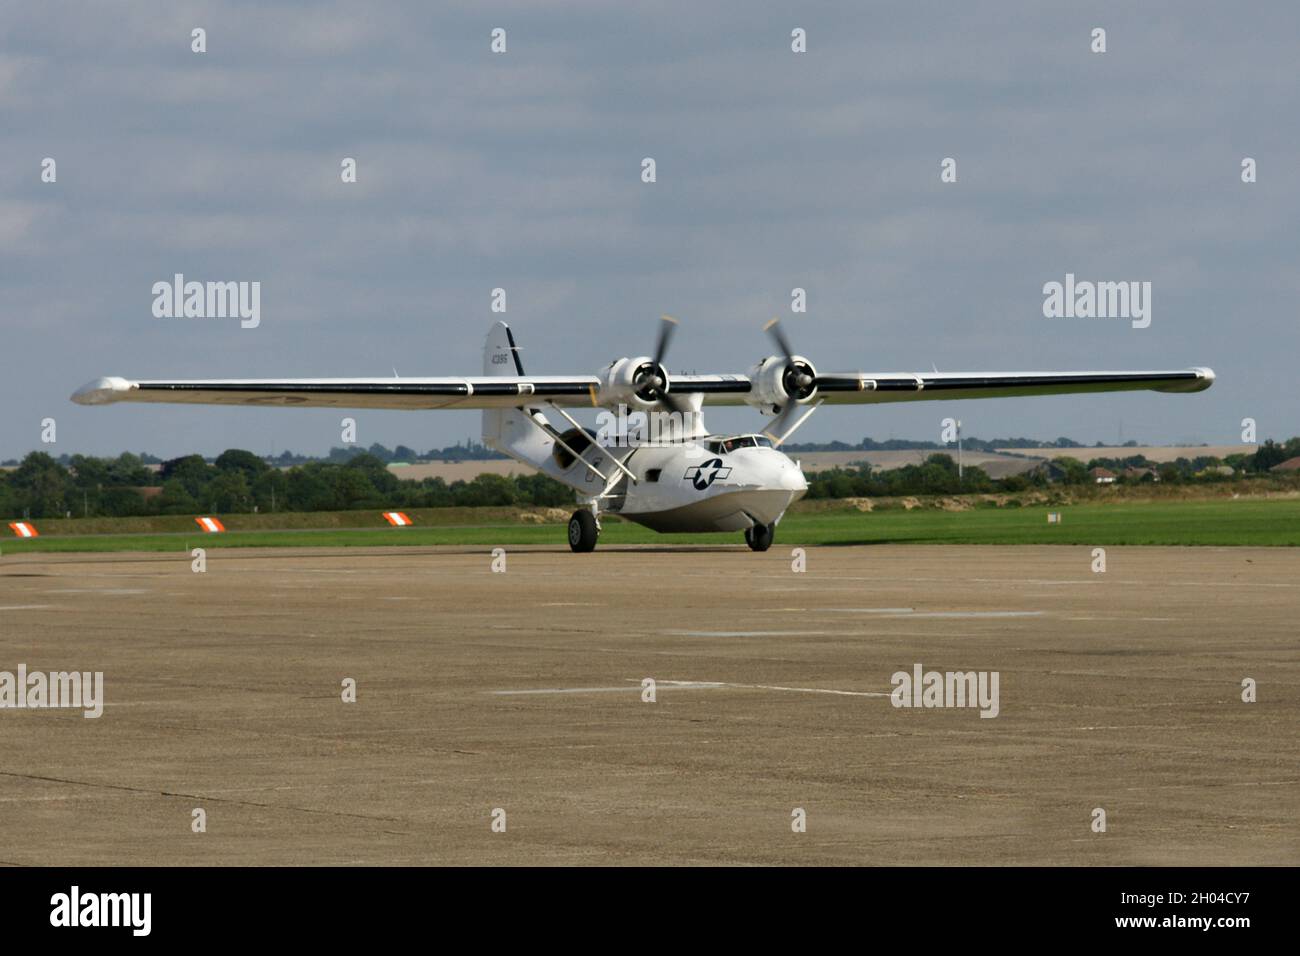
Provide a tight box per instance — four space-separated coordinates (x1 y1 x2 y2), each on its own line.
3 498 1298 552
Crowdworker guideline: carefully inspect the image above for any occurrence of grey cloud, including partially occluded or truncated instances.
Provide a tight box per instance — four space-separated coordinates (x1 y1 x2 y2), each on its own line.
2 1 1297 460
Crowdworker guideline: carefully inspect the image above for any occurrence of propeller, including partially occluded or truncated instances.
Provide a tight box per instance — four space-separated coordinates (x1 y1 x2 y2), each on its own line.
633 315 688 414
762 318 817 401
760 318 819 446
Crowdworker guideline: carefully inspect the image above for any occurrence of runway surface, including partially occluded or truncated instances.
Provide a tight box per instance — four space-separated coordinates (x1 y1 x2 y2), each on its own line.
1 544 1296 865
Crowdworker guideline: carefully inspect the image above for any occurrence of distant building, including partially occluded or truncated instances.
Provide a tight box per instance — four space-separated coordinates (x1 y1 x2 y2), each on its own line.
1269 456 1300 473
1029 459 1070 482
1122 466 1159 482
1089 467 1117 484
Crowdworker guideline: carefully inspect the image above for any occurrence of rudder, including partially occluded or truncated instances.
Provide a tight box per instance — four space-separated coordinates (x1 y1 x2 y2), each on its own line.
483 320 524 375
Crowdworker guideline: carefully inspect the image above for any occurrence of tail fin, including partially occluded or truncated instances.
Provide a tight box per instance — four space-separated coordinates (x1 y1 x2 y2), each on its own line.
479 321 604 498
481 320 545 466
483 320 524 375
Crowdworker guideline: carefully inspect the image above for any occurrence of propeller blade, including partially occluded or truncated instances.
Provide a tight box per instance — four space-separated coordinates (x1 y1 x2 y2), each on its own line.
658 389 687 415
653 314 678 369
761 402 799 446
758 317 823 444
647 314 687 415
763 317 795 363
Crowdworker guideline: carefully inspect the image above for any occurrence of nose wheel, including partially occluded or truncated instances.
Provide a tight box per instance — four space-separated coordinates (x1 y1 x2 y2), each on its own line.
744 523 774 552
568 510 599 552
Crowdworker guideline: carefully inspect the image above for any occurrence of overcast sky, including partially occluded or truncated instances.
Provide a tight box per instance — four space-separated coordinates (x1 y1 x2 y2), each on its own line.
3 1 1296 460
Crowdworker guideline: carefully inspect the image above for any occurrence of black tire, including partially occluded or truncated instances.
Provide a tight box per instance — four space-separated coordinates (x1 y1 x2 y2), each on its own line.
745 523 774 552
568 510 599 552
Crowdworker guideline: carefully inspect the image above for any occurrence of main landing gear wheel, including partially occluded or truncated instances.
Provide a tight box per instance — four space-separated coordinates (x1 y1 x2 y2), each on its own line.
568 510 599 553
745 523 774 552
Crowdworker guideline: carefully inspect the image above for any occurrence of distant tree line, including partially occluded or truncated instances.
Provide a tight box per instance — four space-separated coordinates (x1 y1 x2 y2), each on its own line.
10 433 1272 470
3 437 1297 520
300 440 506 465
803 439 1300 499
1 440 506 470
804 454 997 498
1065 437 1300 481
784 435 1131 453
0 450 570 519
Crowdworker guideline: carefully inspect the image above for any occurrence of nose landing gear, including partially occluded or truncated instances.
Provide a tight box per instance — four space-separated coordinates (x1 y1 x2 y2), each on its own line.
744 522 774 552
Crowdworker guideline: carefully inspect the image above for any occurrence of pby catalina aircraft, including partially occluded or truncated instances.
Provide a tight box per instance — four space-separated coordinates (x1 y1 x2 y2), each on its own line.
72 318 1214 552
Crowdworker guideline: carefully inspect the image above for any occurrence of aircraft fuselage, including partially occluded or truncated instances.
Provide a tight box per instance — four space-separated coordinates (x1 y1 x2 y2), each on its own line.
595 434 807 533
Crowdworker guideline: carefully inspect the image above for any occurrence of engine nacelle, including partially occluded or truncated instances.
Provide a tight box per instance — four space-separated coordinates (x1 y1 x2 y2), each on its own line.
746 354 819 411
598 355 670 410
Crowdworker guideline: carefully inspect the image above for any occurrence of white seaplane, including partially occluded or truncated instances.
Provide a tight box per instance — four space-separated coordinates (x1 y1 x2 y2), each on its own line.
72 318 1214 552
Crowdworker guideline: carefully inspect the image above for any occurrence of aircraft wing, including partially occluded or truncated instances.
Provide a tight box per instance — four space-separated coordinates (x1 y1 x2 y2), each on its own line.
779 367 1216 406
71 367 1213 410
658 368 1215 406
70 375 603 410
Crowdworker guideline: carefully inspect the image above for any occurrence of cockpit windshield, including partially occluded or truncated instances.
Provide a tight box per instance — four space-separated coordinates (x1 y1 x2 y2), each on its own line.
706 435 774 454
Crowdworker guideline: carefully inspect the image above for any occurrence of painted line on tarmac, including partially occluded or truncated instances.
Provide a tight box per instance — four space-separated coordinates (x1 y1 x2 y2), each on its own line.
491 683 728 696
666 630 835 637
972 578 1095 586
820 607 916 614
44 588 150 595
654 679 889 698
490 679 886 698
822 609 1045 619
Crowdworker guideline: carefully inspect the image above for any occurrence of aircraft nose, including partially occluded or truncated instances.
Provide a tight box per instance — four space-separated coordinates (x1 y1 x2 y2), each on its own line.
778 458 808 492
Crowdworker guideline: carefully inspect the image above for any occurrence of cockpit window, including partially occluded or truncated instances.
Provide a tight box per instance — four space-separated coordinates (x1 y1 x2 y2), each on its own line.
707 435 770 454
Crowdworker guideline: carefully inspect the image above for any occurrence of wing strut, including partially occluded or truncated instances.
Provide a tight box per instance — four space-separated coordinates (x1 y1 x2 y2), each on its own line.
514 410 611 484
762 400 824 448
546 404 638 484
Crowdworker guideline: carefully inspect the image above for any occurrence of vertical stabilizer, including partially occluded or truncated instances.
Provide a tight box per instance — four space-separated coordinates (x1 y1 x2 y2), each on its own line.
483 320 524 375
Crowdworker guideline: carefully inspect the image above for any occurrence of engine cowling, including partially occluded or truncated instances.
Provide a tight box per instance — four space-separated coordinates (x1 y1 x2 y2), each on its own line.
598 356 672 409
746 354 818 411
